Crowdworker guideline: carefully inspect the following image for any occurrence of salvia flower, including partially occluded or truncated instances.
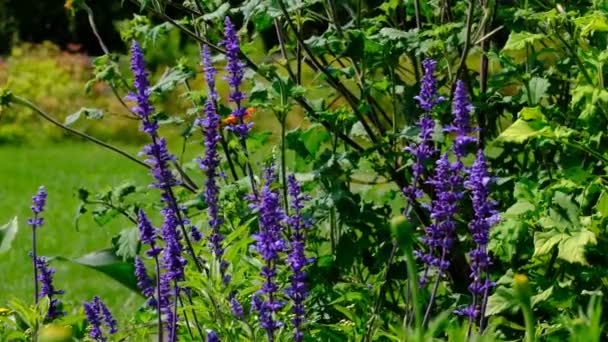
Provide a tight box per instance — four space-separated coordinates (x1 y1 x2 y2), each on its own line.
197 44 225 255
414 59 445 112
161 208 187 282
230 295 245 319
457 150 499 320
137 209 162 257
403 59 443 211
83 296 117 341
207 330 221 342
28 186 47 228
32 255 64 320
416 153 463 287
134 256 155 305
248 163 286 338
127 41 156 135
221 17 252 138
286 174 313 342
445 80 477 159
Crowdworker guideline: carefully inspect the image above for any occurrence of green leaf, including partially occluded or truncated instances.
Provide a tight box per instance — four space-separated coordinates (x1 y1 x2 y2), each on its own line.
64 108 103 126
531 286 554 307
495 107 552 143
594 191 608 216
558 230 596 265
534 229 597 265
502 31 546 52
112 227 140 261
524 77 550 105
485 287 516 316
574 12 608 37
534 230 566 257
55 249 139 292
0 217 18 254
150 65 195 95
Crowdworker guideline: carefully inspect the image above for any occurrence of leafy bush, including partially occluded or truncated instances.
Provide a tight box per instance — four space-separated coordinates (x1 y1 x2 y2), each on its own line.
3 1 608 341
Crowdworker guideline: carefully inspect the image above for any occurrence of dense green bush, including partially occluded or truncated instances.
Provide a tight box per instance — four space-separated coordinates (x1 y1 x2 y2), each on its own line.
3 0 608 341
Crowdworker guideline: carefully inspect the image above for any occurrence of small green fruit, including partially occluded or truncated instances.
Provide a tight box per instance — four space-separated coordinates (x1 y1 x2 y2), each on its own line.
390 215 414 247
38 324 74 342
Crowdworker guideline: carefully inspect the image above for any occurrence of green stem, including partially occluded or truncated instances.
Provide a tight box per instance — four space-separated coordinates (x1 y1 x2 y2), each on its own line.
522 302 535 342
403 245 422 337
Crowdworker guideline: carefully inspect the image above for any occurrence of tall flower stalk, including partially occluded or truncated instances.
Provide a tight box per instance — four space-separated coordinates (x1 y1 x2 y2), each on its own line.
135 209 164 341
404 59 444 215
221 17 257 195
32 255 64 320
248 163 286 341
285 175 313 342
83 296 118 342
28 186 47 304
198 45 226 273
420 153 463 326
458 150 499 332
127 40 200 274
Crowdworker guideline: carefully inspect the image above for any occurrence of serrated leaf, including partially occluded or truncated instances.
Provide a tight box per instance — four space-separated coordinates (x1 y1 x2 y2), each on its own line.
55 249 139 292
524 77 550 105
64 108 103 126
0 217 18 254
557 230 596 265
112 227 140 261
502 31 546 52
495 107 553 143
531 286 553 307
485 287 516 316
534 230 566 257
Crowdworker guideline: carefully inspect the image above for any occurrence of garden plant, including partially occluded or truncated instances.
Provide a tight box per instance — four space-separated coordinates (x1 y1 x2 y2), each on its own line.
2 0 608 341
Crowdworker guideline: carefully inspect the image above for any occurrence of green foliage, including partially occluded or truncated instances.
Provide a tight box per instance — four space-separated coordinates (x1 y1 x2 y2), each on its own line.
7 0 608 341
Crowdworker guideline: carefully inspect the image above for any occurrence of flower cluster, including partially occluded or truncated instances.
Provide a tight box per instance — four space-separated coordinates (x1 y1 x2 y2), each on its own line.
32 255 64 320
405 62 500 324
445 80 477 159
248 163 287 339
456 150 499 320
28 186 46 228
286 174 313 342
83 296 117 342
221 17 252 138
197 44 225 261
404 59 444 211
128 40 193 340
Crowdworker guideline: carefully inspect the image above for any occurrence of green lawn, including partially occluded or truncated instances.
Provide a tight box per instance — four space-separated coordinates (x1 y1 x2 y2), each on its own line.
0 142 152 318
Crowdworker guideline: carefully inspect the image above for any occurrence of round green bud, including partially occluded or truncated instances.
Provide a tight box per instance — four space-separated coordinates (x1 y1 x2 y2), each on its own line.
38 324 74 342
390 215 414 247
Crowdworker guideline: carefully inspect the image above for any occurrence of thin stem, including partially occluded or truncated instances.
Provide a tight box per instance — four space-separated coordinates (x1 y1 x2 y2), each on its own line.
177 295 195 340
364 242 398 342
479 271 490 332
456 0 476 80
422 248 447 327
184 290 205 339
403 244 422 338
281 118 289 214
12 96 149 170
154 256 164 342
32 224 38 304
170 281 179 341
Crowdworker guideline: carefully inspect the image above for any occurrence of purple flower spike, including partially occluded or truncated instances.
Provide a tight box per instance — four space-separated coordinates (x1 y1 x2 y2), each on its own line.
221 17 252 138
161 209 187 282
83 296 117 341
207 330 221 342
127 41 157 135
457 150 499 321
134 256 155 304
230 296 245 318
28 186 47 228
248 163 286 339
31 255 64 320
197 45 225 259
415 153 463 287
414 59 445 112
445 80 477 158
286 175 313 342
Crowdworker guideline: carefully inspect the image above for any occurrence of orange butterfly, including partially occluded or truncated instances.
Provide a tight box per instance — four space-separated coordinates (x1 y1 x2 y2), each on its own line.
223 107 256 126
